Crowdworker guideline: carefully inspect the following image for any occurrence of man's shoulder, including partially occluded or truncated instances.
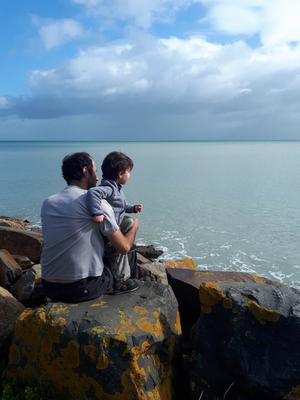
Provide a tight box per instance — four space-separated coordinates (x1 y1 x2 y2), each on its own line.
42 187 87 209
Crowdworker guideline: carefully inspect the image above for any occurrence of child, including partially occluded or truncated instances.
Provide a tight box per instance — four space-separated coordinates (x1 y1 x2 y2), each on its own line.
87 151 142 292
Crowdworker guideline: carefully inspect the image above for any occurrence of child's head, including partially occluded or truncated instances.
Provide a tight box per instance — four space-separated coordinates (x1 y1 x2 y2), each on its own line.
101 151 134 183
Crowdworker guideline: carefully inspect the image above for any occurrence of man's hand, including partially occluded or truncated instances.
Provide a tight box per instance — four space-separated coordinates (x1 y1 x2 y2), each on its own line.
93 214 105 223
134 204 143 213
108 218 139 254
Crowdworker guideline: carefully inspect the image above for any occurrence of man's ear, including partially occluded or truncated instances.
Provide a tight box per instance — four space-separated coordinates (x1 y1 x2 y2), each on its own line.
82 166 88 177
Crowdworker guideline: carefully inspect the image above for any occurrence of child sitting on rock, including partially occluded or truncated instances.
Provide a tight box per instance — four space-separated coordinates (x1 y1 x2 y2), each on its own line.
87 151 142 293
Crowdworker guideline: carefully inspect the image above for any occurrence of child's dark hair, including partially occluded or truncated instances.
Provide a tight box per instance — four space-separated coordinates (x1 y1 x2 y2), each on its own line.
62 152 94 184
101 152 133 180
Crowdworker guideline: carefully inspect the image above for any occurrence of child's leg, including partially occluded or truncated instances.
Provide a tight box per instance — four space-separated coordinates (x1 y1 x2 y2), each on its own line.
120 215 134 234
104 243 131 281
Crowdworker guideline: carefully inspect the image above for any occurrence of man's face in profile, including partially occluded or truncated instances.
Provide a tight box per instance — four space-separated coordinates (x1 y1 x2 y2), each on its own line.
87 160 98 189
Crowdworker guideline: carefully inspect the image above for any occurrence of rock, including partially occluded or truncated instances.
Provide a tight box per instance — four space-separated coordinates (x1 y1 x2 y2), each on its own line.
0 287 24 361
137 252 151 264
166 269 271 330
0 227 42 263
10 269 37 304
134 244 163 259
0 249 22 287
181 272 300 400
165 258 197 270
0 216 27 230
138 262 169 284
12 255 34 270
5 281 182 400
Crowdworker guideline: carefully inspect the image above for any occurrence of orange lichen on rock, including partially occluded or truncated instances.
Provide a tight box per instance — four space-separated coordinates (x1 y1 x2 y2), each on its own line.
199 282 226 314
134 306 148 316
90 300 107 308
165 258 197 270
96 337 110 370
174 311 182 334
246 301 280 325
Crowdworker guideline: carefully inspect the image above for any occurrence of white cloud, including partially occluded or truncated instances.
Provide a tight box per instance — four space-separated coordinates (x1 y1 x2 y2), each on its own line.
202 0 300 46
72 0 198 28
36 18 84 49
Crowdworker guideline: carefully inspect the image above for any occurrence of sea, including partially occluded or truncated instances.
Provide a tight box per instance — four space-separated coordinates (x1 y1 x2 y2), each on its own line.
1 141 300 288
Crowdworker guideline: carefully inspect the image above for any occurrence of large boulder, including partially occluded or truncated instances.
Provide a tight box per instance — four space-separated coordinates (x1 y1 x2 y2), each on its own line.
0 227 42 263
169 270 300 400
0 287 24 364
5 281 182 400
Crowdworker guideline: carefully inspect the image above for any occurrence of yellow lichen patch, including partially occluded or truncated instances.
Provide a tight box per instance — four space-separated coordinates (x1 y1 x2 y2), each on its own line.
18 308 34 321
174 311 182 334
53 317 67 326
286 385 300 400
136 312 163 338
165 257 197 270
253 275 268 284
96 337 110 370
49 304 69 314
61 340 80 369
199 282 226 314
84 345 97 362
223 298 233 309
134 306 148 316
90 301 107 308
91 326 105 335
114 311 136 342
247 301 280 325
130 346 147 379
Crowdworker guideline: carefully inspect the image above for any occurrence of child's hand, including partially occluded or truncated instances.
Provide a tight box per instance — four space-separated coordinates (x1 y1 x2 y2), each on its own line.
135 204 143 213
93 215 105 223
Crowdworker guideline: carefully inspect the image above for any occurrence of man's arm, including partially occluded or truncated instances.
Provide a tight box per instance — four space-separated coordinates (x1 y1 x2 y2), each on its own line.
107 219 139 255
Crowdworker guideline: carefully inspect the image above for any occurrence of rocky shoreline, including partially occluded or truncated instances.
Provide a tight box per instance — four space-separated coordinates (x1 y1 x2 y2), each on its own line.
0 215 299 400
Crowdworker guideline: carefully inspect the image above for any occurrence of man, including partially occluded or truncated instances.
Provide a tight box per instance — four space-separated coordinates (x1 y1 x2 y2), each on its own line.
41 152 139 303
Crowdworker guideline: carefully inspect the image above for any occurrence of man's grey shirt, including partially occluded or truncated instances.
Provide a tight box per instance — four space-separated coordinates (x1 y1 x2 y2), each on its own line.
41 186 119 282
86 179 136 226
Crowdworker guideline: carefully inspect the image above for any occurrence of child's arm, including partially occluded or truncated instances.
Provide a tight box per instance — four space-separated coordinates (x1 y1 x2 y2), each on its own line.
87 186 113 221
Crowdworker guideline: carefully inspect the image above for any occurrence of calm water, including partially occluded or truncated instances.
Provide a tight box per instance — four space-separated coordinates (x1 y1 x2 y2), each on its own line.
1 141 300 288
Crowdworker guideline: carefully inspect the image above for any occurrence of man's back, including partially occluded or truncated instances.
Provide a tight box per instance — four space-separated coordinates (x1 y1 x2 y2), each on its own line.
41 186 117 282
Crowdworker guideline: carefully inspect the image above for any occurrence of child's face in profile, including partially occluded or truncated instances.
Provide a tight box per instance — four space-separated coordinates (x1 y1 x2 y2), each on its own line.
117 168 131 185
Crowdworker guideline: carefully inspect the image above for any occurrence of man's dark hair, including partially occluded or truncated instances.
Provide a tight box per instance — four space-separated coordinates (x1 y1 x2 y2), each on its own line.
62 152 94 184
101 152 134 180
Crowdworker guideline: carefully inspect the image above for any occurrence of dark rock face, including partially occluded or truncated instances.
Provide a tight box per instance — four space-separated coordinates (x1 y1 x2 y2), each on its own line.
134 245 164 259
5 281 182 400
0 227 42 263
190 278 300 400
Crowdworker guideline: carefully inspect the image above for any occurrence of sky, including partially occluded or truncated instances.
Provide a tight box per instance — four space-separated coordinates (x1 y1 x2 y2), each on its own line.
1 0 300 140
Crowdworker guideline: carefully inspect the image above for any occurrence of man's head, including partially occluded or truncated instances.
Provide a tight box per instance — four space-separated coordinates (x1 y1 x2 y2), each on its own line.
62 152 98 189
101 152 134 183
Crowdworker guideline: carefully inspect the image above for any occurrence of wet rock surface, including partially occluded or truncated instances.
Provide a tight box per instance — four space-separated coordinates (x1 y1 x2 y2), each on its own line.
5 281 182 400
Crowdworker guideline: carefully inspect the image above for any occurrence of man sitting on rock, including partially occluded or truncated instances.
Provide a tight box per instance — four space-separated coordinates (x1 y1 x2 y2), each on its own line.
40 152 139 302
